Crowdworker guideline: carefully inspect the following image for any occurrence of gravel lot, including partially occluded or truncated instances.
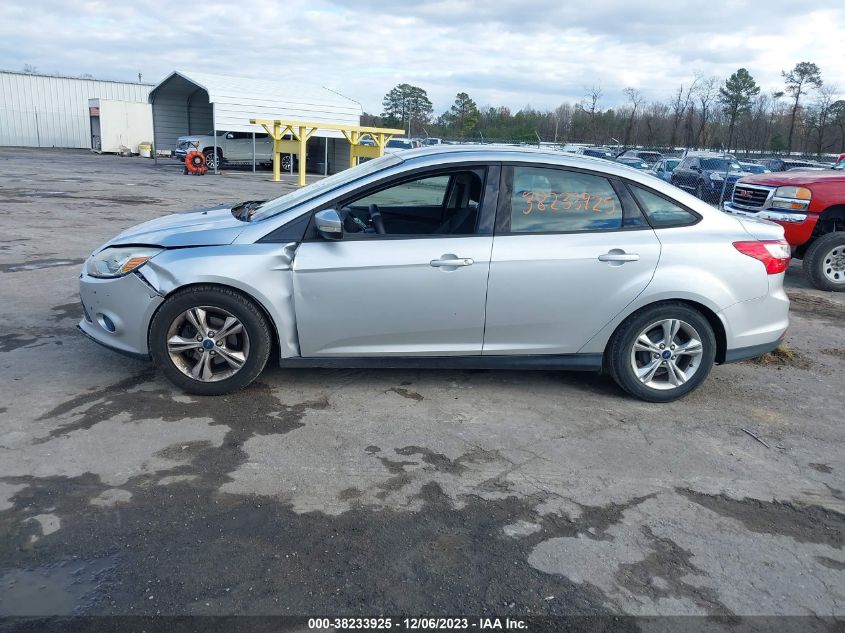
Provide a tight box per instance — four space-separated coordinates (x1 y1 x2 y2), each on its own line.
0 148 843 628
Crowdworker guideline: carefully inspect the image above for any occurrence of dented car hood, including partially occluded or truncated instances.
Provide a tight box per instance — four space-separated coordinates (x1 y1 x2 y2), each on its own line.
101 204 247 250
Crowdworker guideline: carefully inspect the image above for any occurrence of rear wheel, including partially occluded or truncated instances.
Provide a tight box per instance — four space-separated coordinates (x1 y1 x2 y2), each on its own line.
803 232 845 291
149 286 272 395
607 303 716 402
280 154 292 171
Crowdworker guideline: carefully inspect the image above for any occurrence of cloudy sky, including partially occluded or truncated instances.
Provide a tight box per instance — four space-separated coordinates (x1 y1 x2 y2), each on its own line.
1 1 842 113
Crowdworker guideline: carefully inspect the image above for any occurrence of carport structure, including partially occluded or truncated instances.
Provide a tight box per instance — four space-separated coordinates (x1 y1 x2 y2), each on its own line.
148 70 364 174
250 118 405 186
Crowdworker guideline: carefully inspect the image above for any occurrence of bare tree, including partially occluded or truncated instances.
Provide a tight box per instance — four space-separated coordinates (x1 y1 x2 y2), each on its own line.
668 78 699 149
582 85 603 144
621 88 644 147
694 76 719 148
809 84 838 155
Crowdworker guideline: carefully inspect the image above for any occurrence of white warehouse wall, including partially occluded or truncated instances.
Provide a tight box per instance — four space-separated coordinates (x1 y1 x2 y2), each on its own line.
0 71 151 148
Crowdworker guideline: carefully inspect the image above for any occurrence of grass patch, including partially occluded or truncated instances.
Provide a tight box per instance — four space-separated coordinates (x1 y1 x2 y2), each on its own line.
746 343 812 370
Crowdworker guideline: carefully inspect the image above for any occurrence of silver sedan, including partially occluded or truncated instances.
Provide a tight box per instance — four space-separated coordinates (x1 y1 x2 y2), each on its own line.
78 146 790 402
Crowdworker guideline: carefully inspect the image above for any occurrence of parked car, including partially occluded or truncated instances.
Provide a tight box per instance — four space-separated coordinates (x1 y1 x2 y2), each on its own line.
724 169 845 291
618 150 664 166
385 138 421 152
758 158 821 172
616 157 650 170
174 131 297 171
739 162 771 175
421 138 444 146
671 154 747 204
78 146 789 402
650 158 680 181
576 146 616 160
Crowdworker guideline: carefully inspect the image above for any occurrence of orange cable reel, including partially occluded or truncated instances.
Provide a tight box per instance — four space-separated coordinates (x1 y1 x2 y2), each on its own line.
184 150 207 175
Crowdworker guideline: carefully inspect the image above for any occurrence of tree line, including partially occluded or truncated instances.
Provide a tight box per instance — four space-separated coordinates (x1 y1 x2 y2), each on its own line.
363 62 844 157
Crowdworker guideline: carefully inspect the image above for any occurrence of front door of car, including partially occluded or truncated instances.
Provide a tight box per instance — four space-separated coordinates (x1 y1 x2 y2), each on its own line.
224 132 250 160
292 166 497 357
673 158 699 192
483 165 661 355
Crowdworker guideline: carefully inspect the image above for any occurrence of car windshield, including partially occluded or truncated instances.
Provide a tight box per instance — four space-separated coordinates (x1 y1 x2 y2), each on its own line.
701 158 741 171
665 159 680 169
741 164 769 174
249 154 403 221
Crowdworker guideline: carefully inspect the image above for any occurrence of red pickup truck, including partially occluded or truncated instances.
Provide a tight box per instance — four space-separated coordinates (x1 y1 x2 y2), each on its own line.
723 168 845 291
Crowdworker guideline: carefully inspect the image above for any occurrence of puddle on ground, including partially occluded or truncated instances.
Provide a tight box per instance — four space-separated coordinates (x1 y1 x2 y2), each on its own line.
0 557 116 616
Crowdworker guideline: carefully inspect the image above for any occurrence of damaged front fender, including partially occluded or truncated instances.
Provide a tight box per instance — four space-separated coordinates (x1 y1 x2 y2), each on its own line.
139 242 301 358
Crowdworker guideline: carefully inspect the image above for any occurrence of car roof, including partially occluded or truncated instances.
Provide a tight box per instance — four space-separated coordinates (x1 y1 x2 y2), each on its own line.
392 144 677 185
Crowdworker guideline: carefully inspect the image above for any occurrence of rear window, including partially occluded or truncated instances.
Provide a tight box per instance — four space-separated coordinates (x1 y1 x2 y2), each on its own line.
509 166 623 233
629 185 699 228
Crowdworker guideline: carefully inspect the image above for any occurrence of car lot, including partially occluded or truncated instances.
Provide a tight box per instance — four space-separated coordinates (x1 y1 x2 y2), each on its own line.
0 148 843 623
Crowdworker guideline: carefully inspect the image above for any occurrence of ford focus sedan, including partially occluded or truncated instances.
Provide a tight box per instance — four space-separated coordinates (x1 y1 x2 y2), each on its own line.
78 146 789 402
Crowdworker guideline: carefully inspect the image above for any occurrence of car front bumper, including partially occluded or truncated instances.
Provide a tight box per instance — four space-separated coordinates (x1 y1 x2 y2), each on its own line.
722 202 815 249
78 269 164 358
722 202 808 224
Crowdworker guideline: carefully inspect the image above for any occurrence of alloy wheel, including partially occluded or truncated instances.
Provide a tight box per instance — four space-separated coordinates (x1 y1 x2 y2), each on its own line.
630 319 704 391
166 306 250 382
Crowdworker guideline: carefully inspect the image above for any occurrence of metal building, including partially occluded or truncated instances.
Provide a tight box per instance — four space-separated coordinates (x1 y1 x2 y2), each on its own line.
149 71 363 173
0 71 151 148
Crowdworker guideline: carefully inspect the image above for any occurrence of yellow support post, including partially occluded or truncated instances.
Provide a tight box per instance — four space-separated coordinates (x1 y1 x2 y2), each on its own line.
251 118 404 187
272 121 281 182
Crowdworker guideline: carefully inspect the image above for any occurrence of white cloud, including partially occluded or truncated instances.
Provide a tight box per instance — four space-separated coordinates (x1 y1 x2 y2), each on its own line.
0 0 841 113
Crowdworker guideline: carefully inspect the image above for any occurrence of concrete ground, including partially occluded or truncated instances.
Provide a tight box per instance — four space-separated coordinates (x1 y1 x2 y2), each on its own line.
0 148 843 627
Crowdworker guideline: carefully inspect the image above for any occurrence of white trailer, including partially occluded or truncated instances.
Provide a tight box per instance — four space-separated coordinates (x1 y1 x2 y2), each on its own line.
89 98 153 154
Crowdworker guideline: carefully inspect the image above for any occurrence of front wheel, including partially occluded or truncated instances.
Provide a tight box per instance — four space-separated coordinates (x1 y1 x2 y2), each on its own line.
607 303 716 402
203 149 222 171
149 286 272 395
802 232 845 291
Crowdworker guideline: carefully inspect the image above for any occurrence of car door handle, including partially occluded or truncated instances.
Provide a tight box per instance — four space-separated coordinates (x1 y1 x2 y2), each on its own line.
430 256 473 267
598 252 639 262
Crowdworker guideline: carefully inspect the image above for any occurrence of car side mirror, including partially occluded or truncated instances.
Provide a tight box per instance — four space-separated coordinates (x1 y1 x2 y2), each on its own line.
314 209 343 240
226 132 235 139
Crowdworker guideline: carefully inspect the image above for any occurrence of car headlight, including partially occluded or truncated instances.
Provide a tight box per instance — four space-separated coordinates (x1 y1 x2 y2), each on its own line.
772 186 811 210
86 246 162 278
709 173 724 181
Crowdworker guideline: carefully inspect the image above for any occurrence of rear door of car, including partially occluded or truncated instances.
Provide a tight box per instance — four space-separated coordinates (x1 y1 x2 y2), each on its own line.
482 164 661 355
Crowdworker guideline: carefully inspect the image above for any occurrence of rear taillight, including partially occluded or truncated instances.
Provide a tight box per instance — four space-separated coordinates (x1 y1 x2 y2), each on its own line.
733 240 791 274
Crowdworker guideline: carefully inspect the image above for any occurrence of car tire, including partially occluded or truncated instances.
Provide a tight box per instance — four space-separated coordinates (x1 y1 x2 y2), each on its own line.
280 154 292 171
149 285 272 396
607 303 716 403
802 232 845 292
203 149 222 170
